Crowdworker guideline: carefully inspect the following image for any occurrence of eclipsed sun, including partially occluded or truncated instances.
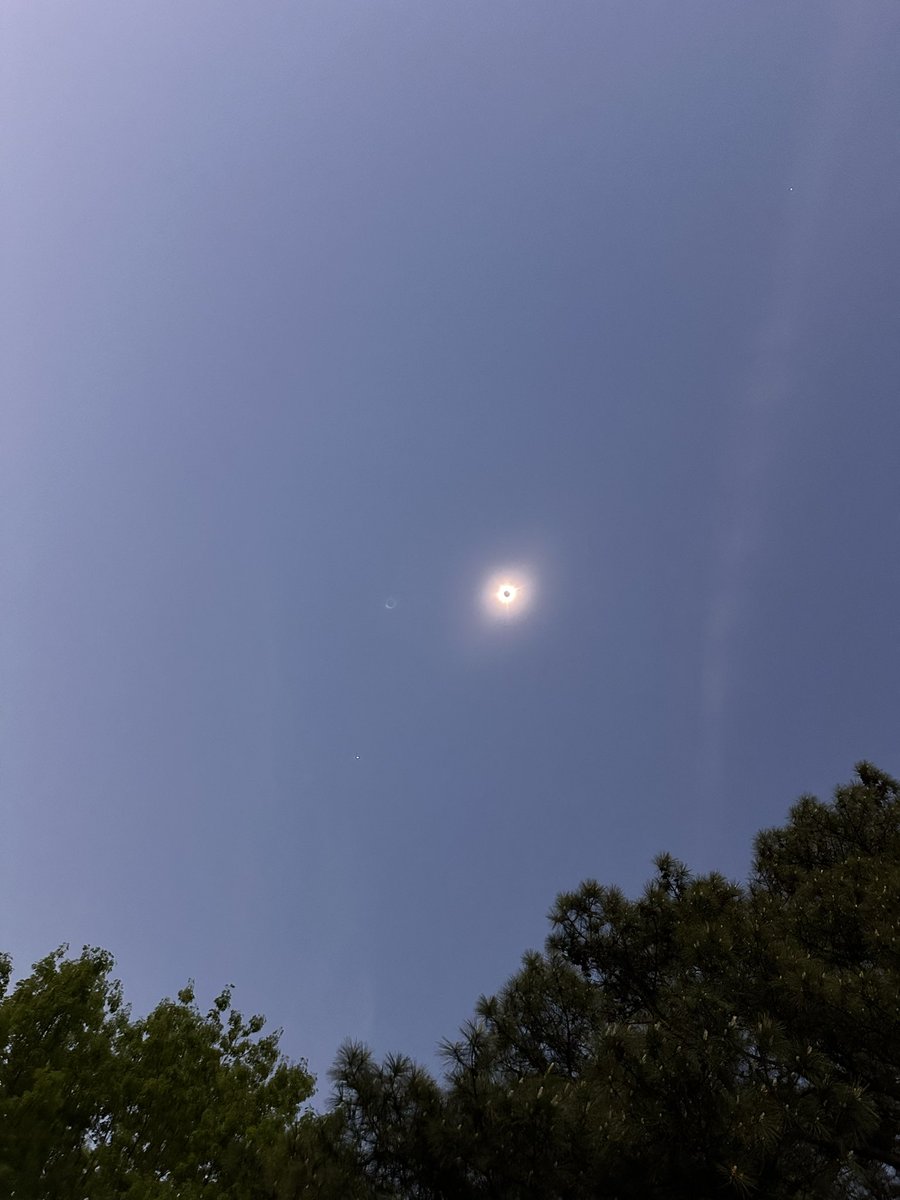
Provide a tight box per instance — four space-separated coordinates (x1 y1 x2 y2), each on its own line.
482 568 534 622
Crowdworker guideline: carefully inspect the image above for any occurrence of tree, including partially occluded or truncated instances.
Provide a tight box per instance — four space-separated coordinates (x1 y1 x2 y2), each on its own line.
0 946 121 1197
4 764 897 1197
323 764 900 1199
0 947 315 1198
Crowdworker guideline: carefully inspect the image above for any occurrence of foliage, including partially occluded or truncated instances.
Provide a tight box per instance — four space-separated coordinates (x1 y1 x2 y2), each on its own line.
321 763 900 1199
3 764 897 1197
0 948 314 1198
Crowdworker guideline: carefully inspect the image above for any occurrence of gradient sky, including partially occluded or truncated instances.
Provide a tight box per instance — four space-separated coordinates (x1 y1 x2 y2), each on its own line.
3 2 899 1093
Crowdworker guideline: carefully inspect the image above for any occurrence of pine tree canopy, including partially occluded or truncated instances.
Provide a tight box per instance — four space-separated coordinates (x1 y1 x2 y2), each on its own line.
324 763 900 1199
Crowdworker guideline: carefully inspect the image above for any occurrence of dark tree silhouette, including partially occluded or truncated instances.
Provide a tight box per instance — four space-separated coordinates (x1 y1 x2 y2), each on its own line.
323 764 900 1199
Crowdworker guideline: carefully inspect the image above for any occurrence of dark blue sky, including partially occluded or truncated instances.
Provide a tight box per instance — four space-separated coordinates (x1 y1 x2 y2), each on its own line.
3 3 899 1091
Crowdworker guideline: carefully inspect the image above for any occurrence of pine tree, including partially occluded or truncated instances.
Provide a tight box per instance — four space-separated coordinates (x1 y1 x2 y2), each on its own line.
323 764 900 1199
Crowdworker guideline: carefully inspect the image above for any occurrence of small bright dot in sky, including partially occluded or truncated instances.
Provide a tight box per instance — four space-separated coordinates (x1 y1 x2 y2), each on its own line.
498 584 517 604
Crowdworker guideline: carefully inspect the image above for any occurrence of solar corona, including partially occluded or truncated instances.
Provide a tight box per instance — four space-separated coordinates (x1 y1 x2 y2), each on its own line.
482 567 534 623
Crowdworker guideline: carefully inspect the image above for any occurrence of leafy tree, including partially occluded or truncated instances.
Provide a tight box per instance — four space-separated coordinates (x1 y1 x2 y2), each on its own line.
0 946 121 1197
322 763 900 1199
0 947 315 1198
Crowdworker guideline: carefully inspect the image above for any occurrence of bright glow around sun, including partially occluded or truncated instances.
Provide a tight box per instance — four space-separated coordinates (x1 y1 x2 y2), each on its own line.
481 567 535 623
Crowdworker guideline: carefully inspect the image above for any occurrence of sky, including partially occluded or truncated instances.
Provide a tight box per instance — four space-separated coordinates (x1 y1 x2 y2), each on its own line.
2 2 899 1094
